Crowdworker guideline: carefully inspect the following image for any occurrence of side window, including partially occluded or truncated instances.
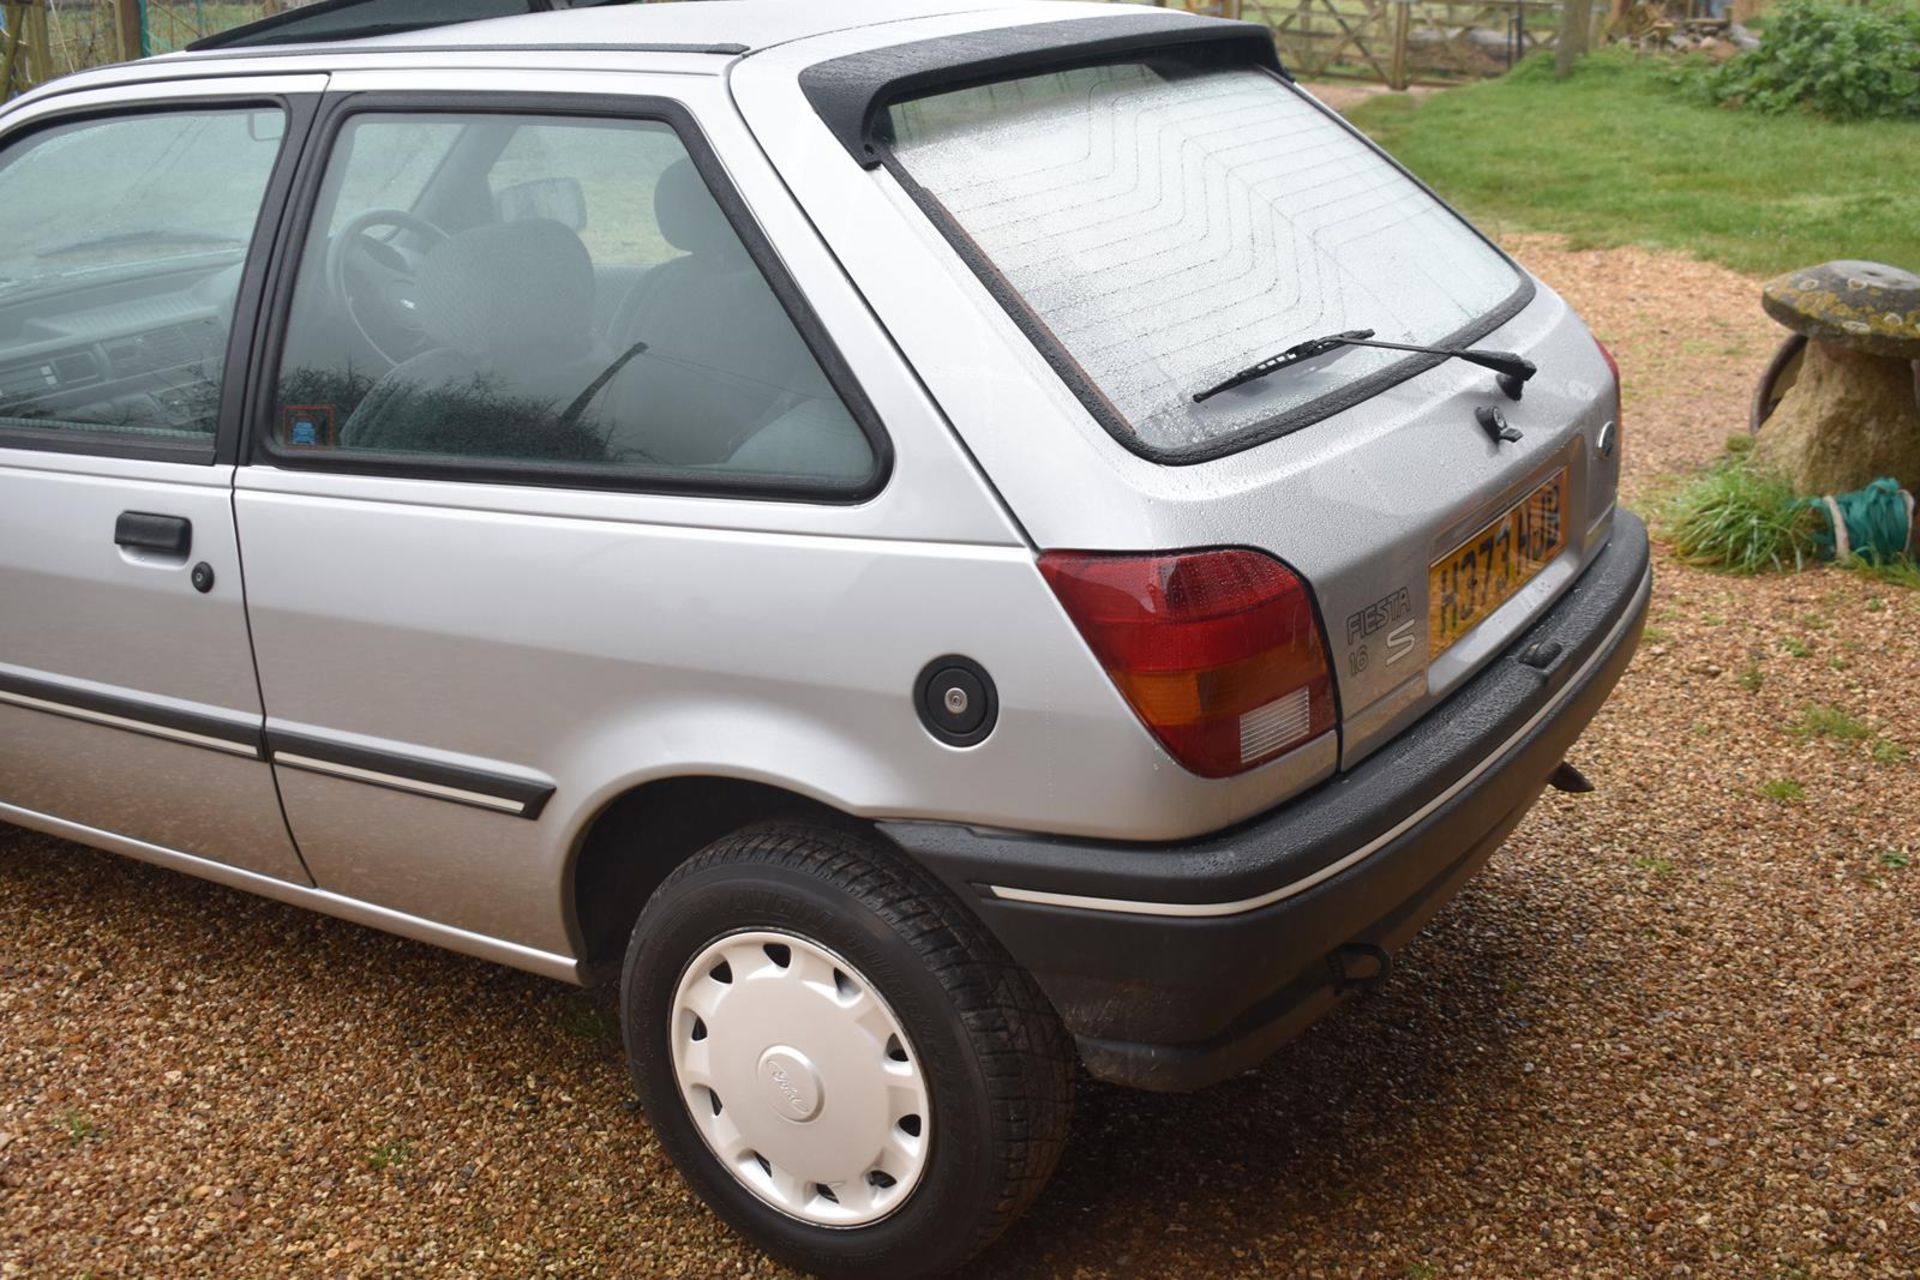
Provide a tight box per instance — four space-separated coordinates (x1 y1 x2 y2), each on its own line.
0 108 286 448
269 112 875 489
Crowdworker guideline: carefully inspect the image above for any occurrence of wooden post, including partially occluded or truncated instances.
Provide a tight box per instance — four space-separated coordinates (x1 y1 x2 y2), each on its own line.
0 4 26 99
24 0 50 88
1556 0 1592 76
112 0 144 62
1388 0 1413 89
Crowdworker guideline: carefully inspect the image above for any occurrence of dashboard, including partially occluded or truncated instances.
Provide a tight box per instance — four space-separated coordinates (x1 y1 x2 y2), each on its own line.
0 257 243 440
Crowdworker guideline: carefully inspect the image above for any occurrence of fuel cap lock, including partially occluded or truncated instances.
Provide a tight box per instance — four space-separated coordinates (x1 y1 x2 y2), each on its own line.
915 655 998 747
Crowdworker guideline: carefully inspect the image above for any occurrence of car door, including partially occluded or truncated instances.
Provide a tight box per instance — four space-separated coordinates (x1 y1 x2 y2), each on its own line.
231 67 1022 967
0 77 322 883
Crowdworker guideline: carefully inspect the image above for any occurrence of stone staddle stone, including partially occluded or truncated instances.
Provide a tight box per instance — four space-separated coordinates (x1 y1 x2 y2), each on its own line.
1753 260 1920 494
1761 260 1920 358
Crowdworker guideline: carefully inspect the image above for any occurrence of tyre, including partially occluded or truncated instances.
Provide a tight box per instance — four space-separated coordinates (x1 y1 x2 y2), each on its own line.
622 821 1074 1279
1750 331 1807 434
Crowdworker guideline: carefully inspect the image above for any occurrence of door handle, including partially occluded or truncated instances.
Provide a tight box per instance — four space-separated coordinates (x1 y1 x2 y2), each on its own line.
115 511 193 557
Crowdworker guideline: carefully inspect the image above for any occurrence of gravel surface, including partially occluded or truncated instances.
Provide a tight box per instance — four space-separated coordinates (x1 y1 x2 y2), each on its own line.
4 236 1917 1278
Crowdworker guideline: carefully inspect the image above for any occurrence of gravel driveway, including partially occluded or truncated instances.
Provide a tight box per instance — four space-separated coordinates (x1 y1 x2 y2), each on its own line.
3 234 1917 1278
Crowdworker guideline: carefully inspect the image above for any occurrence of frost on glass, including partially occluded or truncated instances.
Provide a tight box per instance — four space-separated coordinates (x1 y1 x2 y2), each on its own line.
889 65 1523 454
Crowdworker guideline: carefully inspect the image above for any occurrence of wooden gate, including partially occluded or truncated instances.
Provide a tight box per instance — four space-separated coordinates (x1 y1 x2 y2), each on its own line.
1176 0 1566 87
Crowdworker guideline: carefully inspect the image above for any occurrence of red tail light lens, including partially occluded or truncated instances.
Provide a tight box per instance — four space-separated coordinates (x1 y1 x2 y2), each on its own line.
1596 337 1622 429
1038 548 1336 779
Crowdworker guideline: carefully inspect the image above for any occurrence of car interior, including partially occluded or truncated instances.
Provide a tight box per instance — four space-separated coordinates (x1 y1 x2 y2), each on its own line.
0 106 869 483
277 115 870 479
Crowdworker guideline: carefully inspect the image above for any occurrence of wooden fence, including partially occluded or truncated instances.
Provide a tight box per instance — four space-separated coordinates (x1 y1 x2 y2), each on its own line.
2 1 302 98
1179 0 1580 86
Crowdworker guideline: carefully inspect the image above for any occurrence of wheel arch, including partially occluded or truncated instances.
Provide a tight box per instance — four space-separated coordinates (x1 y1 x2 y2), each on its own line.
565 774 862 976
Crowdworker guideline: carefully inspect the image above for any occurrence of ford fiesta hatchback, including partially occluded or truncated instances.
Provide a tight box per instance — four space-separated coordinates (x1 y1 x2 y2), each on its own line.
0 1 1649 1274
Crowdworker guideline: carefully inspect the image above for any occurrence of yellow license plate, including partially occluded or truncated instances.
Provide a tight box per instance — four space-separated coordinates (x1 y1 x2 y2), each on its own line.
1429 468 1569 659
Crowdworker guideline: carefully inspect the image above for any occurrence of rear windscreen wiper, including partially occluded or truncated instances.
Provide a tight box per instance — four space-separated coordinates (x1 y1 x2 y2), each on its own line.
1191 328 1537 404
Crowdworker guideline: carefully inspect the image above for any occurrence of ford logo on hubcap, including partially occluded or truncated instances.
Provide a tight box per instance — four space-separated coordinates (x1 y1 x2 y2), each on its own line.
757 1046 823 1122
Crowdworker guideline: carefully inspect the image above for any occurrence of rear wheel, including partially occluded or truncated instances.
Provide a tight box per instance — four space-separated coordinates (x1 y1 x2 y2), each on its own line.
622 822 1074 1279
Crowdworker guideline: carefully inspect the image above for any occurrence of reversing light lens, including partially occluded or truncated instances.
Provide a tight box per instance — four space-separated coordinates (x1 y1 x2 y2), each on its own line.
1038 548 1336 779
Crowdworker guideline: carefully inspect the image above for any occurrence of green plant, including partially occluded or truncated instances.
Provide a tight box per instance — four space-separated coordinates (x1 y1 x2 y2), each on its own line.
1779 636 1813 658
56 1109 99 1144
1660 461 1820 575
1632 854 1675 875
368 1140 412 1171
1738 664 1765 692
1643 625 1672 645
1871 738 1910 765
1790 703 1872 741
1881 848 1911 869
559 998 620 1045
1761 778 1807 803
1844 556 1920 591
1696 0 1920 122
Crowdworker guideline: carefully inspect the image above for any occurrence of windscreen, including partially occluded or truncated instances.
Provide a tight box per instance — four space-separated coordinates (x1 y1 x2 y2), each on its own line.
886 63 1526 458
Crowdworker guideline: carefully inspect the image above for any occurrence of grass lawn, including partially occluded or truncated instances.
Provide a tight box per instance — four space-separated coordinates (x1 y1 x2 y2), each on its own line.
1346 50 1920 277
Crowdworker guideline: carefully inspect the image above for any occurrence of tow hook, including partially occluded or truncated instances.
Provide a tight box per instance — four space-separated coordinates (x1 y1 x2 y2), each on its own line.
1548 760 1595 793
1327 942 1393 994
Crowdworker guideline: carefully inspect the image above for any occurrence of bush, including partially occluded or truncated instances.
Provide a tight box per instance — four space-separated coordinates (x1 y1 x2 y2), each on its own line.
1700 0 1920 121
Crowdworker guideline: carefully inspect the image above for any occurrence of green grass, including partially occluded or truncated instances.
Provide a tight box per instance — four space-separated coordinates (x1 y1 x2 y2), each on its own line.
56 1109 100 1144
1844 556 1920 591
1871 738 1911 765
1347 50 1920 276
1789 703 1873 742
367 1139 412 1172
1659 461 1821 576
1761 778 1808 803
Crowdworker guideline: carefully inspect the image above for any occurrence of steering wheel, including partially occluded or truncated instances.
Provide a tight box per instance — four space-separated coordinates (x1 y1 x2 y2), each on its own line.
325 208 449 369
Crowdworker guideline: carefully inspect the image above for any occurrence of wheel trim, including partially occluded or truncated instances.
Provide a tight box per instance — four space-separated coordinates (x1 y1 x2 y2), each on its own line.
670 930 931 1227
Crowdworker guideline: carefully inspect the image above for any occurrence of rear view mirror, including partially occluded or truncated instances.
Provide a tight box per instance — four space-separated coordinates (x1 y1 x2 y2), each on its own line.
494 176 588 233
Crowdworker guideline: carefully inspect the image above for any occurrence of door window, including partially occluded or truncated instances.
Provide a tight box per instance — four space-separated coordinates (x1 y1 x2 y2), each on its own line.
269 112 875 490
0 107 286 448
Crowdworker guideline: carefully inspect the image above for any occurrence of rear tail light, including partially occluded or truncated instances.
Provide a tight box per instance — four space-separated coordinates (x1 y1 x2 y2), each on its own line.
1596 336 1622 431
1038 548 1336 779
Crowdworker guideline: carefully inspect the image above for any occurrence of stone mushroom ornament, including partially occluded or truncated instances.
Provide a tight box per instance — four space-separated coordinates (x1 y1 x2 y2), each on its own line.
1751 259 1920 495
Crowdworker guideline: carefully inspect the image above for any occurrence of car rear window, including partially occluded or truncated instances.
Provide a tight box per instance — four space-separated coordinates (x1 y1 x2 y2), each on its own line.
884 63 1528 460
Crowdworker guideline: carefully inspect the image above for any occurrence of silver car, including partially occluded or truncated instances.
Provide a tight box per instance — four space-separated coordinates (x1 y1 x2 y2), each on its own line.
0 1 1649 1274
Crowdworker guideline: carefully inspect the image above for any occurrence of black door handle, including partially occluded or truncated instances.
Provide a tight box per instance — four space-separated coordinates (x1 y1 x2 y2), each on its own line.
115 511 192 557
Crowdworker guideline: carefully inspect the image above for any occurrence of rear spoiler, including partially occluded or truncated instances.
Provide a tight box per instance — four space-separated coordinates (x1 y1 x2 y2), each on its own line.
187 0 633 52
797 11 1286 171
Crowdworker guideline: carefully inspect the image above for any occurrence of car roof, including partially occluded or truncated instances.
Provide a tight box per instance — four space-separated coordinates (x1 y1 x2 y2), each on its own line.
191 0 1045 58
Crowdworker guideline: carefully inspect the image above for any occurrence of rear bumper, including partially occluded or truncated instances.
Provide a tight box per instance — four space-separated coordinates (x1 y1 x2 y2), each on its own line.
883 511 1651 1092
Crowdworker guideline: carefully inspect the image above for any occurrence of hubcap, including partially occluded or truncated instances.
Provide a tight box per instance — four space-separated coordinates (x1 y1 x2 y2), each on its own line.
670 931 931 1226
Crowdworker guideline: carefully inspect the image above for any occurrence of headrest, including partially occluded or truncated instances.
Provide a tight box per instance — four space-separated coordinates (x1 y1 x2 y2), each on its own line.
416 218 594 359
653 159 743 257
